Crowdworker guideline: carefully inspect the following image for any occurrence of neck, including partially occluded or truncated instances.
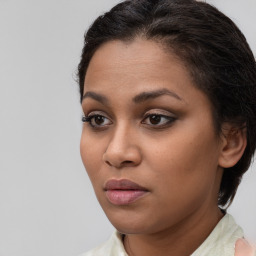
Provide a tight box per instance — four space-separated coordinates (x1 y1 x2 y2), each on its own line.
124 206 224 256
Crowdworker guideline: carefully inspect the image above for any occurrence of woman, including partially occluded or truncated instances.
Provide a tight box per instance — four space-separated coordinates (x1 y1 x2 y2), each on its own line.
77 0 256 255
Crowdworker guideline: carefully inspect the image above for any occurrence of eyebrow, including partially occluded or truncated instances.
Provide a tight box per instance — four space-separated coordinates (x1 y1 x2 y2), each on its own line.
82 88 183 104
82 91 109 105
132 88 183 103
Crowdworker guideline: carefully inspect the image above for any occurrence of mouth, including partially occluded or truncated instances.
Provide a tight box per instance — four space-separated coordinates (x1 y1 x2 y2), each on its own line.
104 179 149 206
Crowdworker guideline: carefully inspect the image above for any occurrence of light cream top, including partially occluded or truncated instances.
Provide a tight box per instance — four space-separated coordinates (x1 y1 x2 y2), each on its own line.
79 213 244 256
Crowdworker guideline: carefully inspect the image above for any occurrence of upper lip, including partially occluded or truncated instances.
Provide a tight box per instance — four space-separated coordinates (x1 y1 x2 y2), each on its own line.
104 179 148 191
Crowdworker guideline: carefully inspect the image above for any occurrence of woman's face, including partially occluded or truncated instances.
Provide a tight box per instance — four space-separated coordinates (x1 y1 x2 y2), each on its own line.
80 38 224 234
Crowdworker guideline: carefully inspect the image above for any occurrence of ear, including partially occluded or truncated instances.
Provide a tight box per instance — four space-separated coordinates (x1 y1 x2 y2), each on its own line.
218 123 247 168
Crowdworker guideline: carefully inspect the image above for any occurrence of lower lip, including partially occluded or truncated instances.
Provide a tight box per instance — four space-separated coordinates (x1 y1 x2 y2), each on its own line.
105 190 148 205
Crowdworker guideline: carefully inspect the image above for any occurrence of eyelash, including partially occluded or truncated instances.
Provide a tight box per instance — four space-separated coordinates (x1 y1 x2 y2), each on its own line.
82 113 176 130
82 115 112 129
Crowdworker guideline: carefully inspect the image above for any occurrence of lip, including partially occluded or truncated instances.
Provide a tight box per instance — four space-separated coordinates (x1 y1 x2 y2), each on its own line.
104 179 149 205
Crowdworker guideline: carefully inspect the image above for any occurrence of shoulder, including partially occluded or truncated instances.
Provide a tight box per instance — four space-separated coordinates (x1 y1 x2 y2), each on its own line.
78 231 128 256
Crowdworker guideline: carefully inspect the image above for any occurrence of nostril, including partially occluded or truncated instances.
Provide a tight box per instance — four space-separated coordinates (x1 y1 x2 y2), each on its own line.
119 160 136 168
104 160 135 168
105 160 112 167
123 161 133 164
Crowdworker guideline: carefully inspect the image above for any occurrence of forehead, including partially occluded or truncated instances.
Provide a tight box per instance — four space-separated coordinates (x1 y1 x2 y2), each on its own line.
87 38 174 71
84 38 193 94
86 39 184 77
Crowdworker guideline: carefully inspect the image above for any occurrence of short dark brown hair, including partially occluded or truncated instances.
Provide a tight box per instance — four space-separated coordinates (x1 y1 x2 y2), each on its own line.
77 0 256 208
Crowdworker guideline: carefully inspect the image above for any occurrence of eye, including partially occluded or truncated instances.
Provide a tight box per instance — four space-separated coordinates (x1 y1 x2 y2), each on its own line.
82 114 112 128
142 114 176 127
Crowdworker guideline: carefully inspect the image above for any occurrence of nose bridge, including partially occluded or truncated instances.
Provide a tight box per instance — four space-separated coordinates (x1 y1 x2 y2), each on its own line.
103 121 141 168
111 122 131 149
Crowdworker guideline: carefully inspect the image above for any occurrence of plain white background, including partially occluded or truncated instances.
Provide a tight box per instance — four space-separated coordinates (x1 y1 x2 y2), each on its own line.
0 1 255 256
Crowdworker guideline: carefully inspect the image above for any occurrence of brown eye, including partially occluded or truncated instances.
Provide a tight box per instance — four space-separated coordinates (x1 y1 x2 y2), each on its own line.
142 114 176 127
83 114 112 128
94 116 105 125
149 115 162 125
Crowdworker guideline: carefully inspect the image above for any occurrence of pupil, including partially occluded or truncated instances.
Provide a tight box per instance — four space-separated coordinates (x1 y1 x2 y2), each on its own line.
150 115 161 125
95 116 104 125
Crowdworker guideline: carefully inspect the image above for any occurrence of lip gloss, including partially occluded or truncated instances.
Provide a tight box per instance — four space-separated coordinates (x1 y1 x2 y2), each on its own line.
104 179 149 205
106 190 148 205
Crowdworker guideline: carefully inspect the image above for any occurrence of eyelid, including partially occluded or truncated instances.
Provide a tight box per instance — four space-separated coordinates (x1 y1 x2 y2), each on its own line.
142 113 176 123
143 109 176 117
87 110 104 116
85 110 111 119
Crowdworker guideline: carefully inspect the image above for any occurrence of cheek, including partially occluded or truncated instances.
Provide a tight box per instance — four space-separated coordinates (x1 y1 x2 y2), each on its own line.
146 128 220 199
80 130 103 181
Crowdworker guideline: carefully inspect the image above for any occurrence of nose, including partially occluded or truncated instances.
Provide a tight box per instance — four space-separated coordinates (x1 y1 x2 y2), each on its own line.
102 126 142 169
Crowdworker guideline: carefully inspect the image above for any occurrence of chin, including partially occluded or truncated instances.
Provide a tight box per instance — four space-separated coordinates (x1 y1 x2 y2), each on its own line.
112 221 151 235
103 206 163 235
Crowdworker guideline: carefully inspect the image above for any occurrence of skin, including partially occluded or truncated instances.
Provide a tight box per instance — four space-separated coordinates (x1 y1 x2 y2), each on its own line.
235 239 256 256
80 38 247 256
